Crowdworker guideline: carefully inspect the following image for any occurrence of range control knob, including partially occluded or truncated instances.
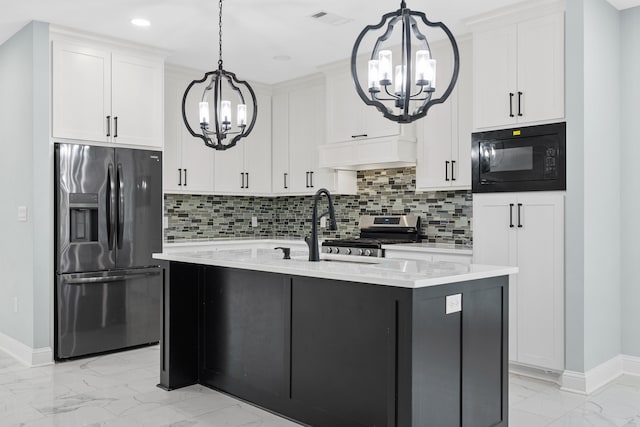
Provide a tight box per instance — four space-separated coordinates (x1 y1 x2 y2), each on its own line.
326 247 333 254
357 249 364 256
333 247 340 254
364 249 372 257
344 248 352 255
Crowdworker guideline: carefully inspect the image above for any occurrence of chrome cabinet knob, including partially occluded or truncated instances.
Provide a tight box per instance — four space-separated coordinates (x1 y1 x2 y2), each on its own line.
364 249 372 256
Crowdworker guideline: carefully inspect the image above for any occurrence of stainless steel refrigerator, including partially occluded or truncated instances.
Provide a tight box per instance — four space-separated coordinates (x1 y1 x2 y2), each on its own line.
54 143 163 360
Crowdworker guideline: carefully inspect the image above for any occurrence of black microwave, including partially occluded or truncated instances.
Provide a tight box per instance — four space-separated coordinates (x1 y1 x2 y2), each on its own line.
471 122 566 193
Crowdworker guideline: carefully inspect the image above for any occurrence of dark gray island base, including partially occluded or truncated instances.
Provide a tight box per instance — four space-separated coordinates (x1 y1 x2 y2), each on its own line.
158 261 509 427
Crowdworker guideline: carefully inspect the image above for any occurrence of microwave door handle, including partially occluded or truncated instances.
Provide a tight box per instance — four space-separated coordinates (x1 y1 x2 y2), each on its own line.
117 164 124 249
509 204 515 228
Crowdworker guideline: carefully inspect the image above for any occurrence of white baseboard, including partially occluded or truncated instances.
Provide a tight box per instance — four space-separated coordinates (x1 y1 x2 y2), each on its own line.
561 355 627 394
510 362 563 385
0 331 53 367
622 354 640 377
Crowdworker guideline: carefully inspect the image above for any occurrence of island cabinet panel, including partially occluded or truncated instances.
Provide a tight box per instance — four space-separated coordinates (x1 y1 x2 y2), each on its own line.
289 276 406 427
200 267 291 412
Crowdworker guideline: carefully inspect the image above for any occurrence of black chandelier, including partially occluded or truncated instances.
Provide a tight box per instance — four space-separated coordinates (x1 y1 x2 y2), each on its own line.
181 0 257 150
351 0 459 123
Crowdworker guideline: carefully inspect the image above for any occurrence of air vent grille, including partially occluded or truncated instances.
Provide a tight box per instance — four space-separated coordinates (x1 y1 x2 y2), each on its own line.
309 11 352 26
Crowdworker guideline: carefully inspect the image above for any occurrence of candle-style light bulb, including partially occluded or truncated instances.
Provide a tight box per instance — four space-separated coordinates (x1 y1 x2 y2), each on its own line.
199 102 210 128
394 65 406 96
220 100 231 131
368 60 380 93
378 50 393 86
237 104 247 127
415 50 430 86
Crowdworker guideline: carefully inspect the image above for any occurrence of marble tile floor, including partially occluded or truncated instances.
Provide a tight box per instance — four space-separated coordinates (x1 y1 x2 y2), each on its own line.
0 346 639 426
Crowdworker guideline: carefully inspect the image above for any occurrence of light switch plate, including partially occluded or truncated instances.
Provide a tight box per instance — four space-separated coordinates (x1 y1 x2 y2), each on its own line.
251 216 258 228
17 206 28 222
320 217 327 228
446 294 462 314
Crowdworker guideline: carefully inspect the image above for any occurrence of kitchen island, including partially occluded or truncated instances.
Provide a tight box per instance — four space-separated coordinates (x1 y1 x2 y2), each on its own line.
153 245 516 427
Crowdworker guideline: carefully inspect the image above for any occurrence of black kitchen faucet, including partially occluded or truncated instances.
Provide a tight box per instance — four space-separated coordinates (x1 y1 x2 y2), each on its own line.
304 188 337 261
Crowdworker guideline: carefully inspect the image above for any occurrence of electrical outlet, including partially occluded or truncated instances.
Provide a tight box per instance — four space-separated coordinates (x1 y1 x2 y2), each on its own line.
251 216 258 228
163 217 169 229
446 294 462 314
17 206 28 222
320 217 327 228
13 297 18 313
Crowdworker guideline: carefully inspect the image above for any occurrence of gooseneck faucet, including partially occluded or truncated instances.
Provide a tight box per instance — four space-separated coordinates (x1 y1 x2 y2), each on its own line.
304 188 337 261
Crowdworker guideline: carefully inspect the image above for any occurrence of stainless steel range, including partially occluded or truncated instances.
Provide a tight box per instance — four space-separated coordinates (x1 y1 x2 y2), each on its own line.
321 215 421 257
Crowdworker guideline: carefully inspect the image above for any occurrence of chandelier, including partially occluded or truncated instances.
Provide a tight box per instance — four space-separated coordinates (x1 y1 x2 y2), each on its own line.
351 0 459 123
181 0 257 150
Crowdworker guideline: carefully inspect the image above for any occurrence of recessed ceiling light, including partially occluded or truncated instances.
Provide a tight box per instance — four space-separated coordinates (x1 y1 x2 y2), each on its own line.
273 55 292 61
131 18 151 27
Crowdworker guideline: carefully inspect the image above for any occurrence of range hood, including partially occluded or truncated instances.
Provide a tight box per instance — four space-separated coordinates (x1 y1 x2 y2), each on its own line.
318 136 417 171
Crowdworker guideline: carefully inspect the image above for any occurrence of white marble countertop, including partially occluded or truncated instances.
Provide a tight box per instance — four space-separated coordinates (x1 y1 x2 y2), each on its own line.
382 242 473 255
153 246 516 289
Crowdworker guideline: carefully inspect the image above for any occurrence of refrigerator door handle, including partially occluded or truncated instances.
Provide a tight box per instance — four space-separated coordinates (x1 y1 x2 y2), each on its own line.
117 163 125 250
107 163 117 250
61 268 161 285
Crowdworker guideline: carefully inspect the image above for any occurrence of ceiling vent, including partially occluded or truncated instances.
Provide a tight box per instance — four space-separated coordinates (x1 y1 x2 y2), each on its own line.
309 11 352 26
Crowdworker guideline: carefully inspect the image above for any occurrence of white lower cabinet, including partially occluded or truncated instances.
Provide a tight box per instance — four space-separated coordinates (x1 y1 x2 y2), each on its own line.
473 192 564 371
271 76 356 195
164 67 214 193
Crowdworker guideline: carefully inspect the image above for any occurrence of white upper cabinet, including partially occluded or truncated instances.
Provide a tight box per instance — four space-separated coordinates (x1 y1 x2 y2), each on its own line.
324 64 409 144
52 37 164 148
472 10 564 129
52 41 111 143
416 37 472 191
163 67 214 194
473 192 564 371
214 91 272 195
271 76 357 196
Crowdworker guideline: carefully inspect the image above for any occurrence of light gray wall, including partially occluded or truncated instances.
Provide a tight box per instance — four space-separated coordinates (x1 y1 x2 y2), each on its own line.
620 6 640 358
0 23 37 347
565 0 622 372
0 21 50 350
565 0 586 373
582 0 621 371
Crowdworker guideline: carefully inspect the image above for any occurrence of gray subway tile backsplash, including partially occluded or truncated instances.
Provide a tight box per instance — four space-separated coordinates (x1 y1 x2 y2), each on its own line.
164 167 472 246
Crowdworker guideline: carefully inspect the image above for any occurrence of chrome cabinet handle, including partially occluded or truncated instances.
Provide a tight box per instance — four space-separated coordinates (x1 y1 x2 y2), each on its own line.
114 116 118 138
178 168 182 186
245 172 249 189
284 173 288 189
306 172 310 188
241 172 245 189
309 171 314 188
106 116 111 137
184 169 187 186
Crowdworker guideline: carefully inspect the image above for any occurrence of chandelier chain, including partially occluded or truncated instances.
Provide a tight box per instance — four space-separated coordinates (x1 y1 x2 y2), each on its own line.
218 0 223 67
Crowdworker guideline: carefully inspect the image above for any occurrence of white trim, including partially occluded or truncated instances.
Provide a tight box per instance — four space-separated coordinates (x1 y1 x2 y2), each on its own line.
606 0 640 10
509 362 562 385
561 356 623 394
0 331 53 367
622 355 640 377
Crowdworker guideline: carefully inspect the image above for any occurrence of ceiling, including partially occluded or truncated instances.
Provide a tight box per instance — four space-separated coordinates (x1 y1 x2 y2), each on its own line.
1 0 639 84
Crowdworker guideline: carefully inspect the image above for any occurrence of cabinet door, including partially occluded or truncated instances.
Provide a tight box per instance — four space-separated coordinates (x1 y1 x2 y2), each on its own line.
472 194 518 359
515 193 564 370
289 85 321 193
163 73 183 192
52 40 111 142
473 26 517 129
271 92 290 194
214 143 245 193
417 43 455 190
453 38 473 188
243 93 272 195
517 13 565 124
326 71 365 143
111 53 163 148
